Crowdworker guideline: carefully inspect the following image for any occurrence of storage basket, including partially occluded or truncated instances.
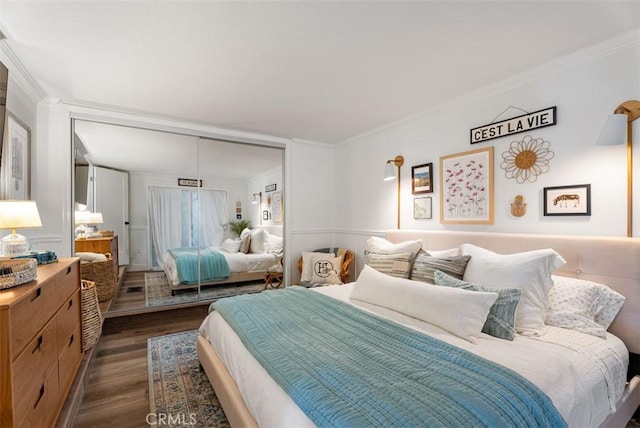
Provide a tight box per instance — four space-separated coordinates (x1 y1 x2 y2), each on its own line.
0 259 38 290
80 253 117 302
81 279 102 351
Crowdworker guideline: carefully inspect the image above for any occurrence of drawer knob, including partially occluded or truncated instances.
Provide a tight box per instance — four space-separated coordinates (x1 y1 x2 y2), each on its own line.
33 384 45 409
69 334 74 347
66 266 72 274
68 299 73 309
30 287 42 302
32 335 43 354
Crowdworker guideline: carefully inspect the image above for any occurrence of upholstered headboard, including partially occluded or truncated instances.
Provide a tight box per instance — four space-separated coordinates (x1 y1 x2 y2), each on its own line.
386 230 640 354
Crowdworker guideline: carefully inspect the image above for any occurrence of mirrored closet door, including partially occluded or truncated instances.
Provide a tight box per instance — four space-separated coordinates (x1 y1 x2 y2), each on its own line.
72 119 284 315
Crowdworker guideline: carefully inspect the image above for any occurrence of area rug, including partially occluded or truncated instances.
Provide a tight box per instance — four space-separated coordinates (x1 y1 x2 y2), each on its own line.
148 330 230 428
145 272 265 307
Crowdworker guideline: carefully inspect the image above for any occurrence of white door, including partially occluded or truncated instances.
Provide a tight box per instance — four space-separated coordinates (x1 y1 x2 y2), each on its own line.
93 166 130 265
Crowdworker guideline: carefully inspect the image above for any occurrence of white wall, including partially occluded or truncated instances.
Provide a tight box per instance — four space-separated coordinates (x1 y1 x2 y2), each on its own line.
332 32 640 274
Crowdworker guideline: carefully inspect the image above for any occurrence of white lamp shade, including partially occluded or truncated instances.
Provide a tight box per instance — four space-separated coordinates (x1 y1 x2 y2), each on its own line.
384 162 396 181
0 200 43 230
75 210 92 225
88 212 104 224
596 113 627 146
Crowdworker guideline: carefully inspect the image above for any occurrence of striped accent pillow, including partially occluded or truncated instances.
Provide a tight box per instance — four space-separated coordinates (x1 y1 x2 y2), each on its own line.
364 251 413 279
410 250 471 284
434 270 522 341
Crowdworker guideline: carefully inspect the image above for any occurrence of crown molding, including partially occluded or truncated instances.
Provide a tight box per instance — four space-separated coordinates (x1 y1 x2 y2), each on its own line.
339 29 640 147
0 40 47 103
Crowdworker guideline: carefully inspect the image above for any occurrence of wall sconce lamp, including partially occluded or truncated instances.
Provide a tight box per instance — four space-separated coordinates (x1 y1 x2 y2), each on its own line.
596 100 640 237
0 200 43 256
384 155 405 229
252 192 262 224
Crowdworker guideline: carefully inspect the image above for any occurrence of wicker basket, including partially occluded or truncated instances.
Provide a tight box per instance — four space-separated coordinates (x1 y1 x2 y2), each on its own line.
80 253 117 302
0 259 38 290
81 280 102 351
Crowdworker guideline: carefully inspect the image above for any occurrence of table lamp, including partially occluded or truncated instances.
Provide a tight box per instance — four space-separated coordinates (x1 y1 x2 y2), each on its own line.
0 200 43 256
75 210 92 239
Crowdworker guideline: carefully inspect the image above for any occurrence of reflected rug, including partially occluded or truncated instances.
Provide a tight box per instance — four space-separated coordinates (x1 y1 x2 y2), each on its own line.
148 330 230 428
145 272 265 307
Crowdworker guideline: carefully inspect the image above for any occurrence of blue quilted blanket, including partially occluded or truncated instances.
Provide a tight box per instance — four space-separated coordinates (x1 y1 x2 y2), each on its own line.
168 246 230 284
213 287 567 428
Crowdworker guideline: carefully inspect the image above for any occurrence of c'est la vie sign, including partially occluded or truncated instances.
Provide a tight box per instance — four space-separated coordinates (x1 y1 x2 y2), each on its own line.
470 106 557 144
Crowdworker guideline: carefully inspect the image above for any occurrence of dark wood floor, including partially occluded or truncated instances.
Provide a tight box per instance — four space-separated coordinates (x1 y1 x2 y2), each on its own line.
73 278 209 427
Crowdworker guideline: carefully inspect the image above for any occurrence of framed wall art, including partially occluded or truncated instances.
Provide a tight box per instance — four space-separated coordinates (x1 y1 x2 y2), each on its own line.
1 113 31 200
440 146 494 224
543 184 591 216
411 163 433 194
271 191 283 224
413 197 432 219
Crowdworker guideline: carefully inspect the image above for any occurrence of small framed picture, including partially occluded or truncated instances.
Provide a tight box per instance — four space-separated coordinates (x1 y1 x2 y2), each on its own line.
413 197 433 219
543 184 591 216
411 163 433 194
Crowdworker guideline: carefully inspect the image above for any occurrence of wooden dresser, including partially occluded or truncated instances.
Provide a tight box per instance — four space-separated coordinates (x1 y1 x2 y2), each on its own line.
75 235 119 278
0 258 83 427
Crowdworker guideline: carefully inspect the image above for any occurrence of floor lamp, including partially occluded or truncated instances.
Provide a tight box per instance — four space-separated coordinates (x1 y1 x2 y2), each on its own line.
384 155 404 229
596 100 640 237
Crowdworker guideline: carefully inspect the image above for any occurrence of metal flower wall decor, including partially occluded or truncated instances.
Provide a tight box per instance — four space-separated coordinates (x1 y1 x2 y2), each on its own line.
500 135 554 183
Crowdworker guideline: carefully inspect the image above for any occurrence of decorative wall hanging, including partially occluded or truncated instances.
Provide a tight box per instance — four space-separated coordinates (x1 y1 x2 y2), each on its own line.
178 178 202 187
543 184 591 216
411 163 433 194
265 183 276 192
413 197 432 219
500 135 554 183
510 195 527 217
470 106 556 144
1 113 31 199
440 146 494 224
271 191 283 224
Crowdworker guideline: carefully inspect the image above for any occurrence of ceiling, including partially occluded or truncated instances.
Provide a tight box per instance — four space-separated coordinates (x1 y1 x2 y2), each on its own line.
0 1 639 146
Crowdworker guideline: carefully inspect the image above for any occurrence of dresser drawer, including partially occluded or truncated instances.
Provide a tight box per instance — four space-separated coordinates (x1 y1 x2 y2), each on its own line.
58 324 82 395
56 290 81 358
12 318 58 423
17 364 60 428
10 279 59 360
52 261 80 311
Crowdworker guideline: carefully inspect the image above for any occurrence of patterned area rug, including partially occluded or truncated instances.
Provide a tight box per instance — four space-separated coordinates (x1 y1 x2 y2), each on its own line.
148 330 230 428
145 272 266 307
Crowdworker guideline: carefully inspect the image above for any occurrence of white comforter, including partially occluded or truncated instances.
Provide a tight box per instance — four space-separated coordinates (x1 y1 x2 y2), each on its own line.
164 248 277 286
199 284 629 428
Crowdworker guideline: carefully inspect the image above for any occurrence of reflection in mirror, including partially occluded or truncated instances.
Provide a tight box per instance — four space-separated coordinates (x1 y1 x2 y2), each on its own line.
72 119 284 315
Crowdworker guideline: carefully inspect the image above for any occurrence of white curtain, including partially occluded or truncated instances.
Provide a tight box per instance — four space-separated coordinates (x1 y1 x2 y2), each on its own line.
199 189 228 247
148 187 183 269
148 186 228 269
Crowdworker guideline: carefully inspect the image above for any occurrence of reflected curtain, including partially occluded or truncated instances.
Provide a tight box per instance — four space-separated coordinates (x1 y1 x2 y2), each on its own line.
148 186 228 269
148 187 183 269
199 189 228 247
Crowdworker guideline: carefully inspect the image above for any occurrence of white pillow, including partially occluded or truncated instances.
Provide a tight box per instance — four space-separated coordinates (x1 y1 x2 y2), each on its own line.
239 228 252 254
76 252 108 262
220 238 241 253
461 244 566 334
350 265 498 344
426 248 461 257
300 252 340 284
250 229 267 254
549 275 625 331
265 231 284 255
366 236 422 257
309 254 343 286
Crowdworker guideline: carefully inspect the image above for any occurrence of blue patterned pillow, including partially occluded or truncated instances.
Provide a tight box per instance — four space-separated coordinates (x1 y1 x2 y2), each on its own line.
434 270 521 341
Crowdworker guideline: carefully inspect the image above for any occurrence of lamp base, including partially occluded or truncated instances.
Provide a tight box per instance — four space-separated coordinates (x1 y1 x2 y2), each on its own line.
1 233 29 257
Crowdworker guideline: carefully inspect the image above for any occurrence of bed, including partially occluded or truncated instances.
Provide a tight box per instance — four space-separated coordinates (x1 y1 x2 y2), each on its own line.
196 230 640 427
163 228 282 293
